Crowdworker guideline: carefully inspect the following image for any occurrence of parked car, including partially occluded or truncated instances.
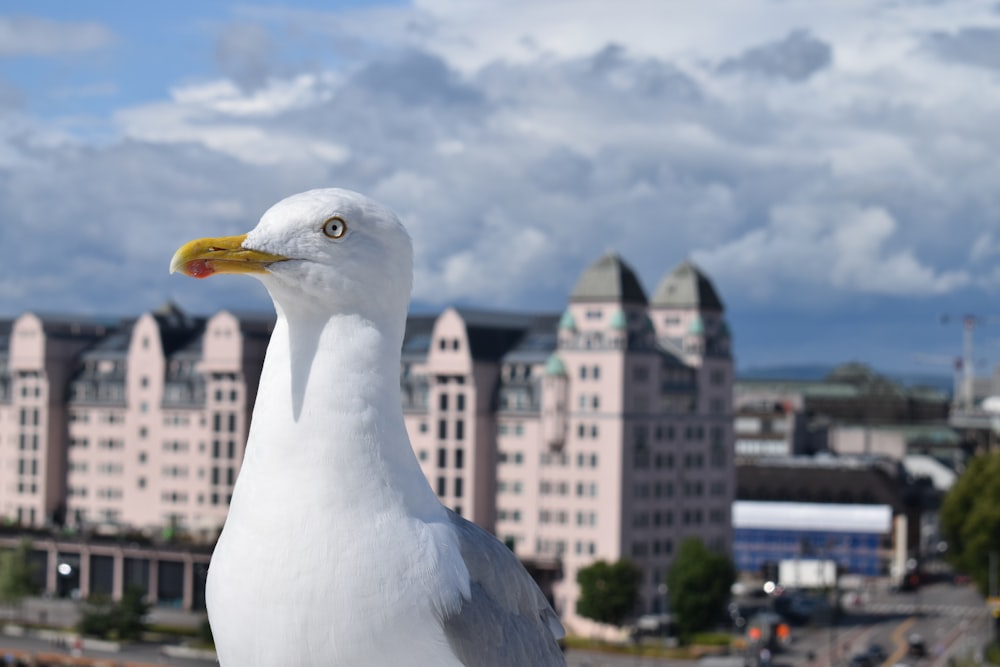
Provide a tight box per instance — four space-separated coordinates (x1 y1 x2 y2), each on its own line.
867 644 887 662
850 653 873 667
907 633 927 657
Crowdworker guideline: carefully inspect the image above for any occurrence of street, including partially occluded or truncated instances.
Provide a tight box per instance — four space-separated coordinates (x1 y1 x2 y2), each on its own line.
0 582 990 667
565 581 993 667
760 580 991 667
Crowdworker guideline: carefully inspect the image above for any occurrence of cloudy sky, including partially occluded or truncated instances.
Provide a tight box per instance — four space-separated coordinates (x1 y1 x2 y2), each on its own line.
1 0 999 376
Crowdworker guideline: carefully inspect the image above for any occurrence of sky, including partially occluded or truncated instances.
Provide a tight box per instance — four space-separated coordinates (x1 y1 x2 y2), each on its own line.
1 1 999 377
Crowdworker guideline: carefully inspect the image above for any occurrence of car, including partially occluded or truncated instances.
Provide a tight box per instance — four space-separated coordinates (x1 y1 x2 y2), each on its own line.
867 644 887 662
907 633 927 657
850 654 873 667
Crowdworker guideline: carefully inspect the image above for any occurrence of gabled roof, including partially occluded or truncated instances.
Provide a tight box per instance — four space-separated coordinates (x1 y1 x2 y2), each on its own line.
651 260 724 311
569 253 647 305
0 320 13 355
401 314 438 360
27 313 117 341
457 309 558 362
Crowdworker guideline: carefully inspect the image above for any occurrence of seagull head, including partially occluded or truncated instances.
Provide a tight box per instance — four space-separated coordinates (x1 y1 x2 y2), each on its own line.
170 188 413 319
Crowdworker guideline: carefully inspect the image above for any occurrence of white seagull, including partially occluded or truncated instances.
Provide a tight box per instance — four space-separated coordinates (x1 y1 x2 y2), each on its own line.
170 188 566 666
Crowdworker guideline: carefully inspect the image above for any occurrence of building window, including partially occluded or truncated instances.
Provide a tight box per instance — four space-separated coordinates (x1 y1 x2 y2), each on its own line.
437 448 447 468
439 394 448 411
592 366 600 380
436 477 446 496
456 394 465 411
454 478 463 498
438 420 447 440
580 366 587 380
455 420 464 441
455 448 464 469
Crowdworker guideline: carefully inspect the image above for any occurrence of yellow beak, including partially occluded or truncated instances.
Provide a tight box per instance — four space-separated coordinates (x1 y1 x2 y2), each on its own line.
169 234 288 279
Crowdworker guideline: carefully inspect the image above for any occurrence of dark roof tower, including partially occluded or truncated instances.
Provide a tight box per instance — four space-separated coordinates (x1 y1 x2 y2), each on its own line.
651 260 724 311
569 252 647 305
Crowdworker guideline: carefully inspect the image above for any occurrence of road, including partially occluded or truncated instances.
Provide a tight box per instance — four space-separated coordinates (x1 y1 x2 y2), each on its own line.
0 583 990 667
0 634 214 666
566 581 992 667
771 580 991 667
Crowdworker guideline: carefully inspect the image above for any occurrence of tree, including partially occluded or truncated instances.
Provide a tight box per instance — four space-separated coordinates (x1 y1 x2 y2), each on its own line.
78 586 150 640
941 451 1000 595
0 539 39 620
576 559 642 626
666 537 734 640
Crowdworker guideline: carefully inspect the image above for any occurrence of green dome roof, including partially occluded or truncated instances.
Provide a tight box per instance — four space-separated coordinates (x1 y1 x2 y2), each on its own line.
687 315 705 336
610 310 627 330
545 354 567 376
559 310 576 330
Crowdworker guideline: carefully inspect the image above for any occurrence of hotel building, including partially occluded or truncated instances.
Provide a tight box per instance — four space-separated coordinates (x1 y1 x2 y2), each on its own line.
0 255 734 627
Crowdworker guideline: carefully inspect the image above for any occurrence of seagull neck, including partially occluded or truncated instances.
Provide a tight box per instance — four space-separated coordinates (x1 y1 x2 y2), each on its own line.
248 303 441 516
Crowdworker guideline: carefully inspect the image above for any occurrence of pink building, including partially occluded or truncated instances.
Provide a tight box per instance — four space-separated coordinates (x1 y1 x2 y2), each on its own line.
0 255 733 628
401 255 734 630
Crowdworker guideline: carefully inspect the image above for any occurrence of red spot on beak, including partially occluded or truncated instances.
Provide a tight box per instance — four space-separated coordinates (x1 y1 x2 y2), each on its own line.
186 259 216 279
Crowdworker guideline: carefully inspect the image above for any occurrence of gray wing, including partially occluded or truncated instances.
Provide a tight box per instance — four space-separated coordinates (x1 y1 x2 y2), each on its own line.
443 511 566 667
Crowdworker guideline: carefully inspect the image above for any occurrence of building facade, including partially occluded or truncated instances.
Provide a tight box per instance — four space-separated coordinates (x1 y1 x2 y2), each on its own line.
401 255 735 629
0 255 735 629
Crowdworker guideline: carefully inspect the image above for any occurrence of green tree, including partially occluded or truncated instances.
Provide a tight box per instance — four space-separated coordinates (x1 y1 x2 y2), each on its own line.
78 586 150 640
576 559 642 626
941 451 1000 595
666 537 735 640
0 539 39 620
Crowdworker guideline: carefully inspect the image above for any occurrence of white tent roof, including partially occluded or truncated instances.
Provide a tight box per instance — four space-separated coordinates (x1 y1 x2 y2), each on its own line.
732 501 892 534
903 454 956 492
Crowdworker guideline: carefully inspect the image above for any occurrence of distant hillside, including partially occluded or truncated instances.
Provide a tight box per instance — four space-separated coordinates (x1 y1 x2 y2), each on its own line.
738 364 836 381
738 364 952 397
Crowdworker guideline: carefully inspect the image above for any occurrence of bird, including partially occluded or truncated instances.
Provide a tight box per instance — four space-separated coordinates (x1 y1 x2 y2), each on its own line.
170 188 566 666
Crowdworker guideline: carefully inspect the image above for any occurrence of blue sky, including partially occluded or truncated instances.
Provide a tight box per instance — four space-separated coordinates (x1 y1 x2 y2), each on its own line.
1 1 999 377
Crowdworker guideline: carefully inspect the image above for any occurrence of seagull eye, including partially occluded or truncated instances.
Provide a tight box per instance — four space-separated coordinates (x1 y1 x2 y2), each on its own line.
322 216 347 239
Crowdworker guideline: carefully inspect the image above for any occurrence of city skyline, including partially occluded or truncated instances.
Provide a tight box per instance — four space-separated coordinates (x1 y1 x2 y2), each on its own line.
1 1 999 374
0 251 735 631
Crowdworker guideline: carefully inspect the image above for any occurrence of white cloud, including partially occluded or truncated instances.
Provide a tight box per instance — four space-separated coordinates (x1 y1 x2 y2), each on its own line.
114 75 348 166
0 0 999 324
694 204 971 300
0 16 114 56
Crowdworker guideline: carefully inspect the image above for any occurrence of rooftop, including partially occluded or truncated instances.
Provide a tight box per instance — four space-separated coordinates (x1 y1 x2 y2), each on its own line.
569 253 648 305
651 260 724 311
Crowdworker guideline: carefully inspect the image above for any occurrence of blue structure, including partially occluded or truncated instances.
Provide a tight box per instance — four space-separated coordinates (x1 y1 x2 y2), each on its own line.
733 501 892 577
